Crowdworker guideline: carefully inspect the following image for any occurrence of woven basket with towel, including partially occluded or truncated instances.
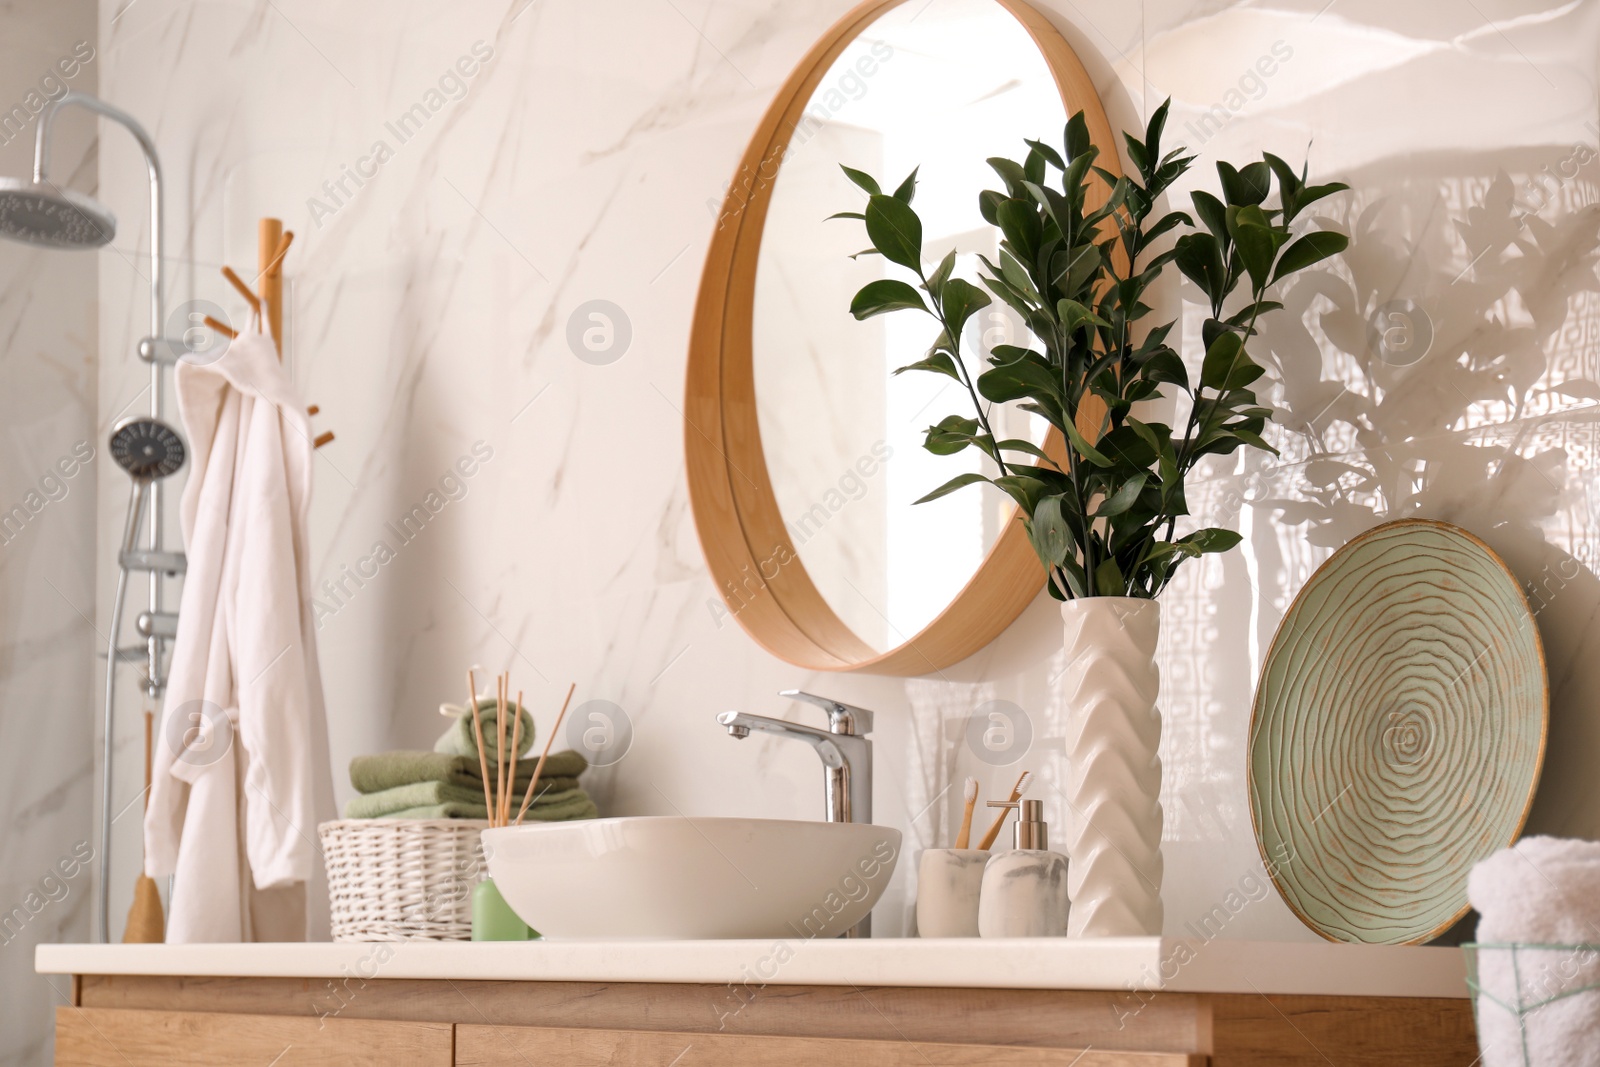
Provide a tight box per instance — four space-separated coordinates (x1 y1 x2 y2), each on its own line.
318 695 598 940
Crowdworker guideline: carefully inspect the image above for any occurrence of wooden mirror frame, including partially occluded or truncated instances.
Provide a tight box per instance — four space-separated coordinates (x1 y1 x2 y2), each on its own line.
685 0 1119 675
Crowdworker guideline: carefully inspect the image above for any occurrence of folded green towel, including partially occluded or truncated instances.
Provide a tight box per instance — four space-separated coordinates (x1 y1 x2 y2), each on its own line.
435 696 535 763
350 750 588 794
358 790 599 823
345 780 582 819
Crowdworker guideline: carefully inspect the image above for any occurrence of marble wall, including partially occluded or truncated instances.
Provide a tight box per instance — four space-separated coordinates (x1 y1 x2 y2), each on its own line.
0 3 99 1063
2 0 1585 1054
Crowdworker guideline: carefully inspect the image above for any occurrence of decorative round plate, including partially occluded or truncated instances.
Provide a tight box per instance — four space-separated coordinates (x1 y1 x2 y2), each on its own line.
1249 519 1547 944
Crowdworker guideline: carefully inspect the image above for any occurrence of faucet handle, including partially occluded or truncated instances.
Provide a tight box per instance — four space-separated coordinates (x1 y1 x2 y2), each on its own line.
780 690 874 735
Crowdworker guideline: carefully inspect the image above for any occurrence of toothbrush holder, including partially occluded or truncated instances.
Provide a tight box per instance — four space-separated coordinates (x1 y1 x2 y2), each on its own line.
915 848 989 937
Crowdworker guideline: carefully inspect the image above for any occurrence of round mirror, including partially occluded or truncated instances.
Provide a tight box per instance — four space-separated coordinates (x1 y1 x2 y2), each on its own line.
687 0 1118 674
754 0 1066 651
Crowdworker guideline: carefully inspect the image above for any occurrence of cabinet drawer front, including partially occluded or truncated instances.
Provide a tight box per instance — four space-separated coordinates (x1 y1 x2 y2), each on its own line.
55 1007 453 1067
456 1024 1204 1066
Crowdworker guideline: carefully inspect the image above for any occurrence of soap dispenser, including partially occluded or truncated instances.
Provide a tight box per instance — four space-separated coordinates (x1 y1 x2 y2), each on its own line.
977 799 1070 937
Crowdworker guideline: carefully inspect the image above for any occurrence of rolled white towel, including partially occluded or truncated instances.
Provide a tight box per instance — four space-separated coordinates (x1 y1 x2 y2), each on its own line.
1466 837 1600 1067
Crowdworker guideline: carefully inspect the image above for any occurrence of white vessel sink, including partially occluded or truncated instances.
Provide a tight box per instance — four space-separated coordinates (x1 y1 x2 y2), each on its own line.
481 817 902 939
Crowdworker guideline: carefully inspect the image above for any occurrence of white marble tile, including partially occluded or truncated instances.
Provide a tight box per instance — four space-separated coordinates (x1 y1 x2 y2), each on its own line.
0 4 100 1062
45 0 1600 1001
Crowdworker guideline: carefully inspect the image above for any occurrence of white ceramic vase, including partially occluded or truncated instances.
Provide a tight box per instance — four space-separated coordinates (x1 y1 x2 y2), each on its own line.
1059 597 1164 937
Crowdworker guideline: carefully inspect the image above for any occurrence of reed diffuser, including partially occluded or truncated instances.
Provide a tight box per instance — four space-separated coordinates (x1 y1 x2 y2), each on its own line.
467 669 575 941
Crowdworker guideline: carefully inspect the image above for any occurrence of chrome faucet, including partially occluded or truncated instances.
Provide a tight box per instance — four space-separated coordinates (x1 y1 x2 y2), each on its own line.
719 691 874 825
719 691 877 936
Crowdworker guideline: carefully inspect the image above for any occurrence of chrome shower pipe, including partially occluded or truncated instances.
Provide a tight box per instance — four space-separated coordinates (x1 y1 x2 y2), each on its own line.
38 92 168 943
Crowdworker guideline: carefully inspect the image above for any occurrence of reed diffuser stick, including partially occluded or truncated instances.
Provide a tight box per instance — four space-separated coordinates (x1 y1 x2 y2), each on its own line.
466 669 493 821
496 674 510 828
505 689 525 827
514 683 577 825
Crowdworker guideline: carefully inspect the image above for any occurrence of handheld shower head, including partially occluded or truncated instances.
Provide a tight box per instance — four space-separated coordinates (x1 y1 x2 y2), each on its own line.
0 177 116 249
109 417 185 482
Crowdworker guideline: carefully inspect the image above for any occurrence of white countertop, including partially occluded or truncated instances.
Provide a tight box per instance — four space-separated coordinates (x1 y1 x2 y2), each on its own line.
37 937 1469 999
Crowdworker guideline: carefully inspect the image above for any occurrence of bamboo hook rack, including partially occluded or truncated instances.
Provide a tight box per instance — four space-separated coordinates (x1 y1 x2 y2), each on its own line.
205 217 333 450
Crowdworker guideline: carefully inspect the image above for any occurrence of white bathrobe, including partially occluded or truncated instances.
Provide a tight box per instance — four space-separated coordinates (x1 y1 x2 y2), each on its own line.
145 325 335 942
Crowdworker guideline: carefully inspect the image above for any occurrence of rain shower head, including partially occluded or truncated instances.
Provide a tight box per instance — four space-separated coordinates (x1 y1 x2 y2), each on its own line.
0 177 116 249
109 417 185 482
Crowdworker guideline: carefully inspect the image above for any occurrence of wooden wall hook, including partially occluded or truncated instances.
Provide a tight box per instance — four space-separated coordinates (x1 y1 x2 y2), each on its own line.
206 217 332 449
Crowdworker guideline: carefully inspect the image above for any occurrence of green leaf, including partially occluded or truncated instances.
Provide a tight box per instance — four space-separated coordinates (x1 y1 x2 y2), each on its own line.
1064 111 1092 161
924 414 981 455
1230 427 1280 455
1218 160 1270 205
995 248 1042 302
978 189 1006 225
840 165 880 195
1024 147 1047 186
997 438 1060 468
1269 230 1349 283
940 277 992 336
864 194 923 272
1096 474 1148 518
892 351 962 381
1029 497 1072 566
1053 244 1102 296
1142 350 1190 391
1145 98 1171 160
893 167 919 203
1123 132 1151 180
992 474 1052 514
1140 209 1191 247
1293 181 1349 220
826 211 865 221
1262 152 1303 218
849 278 926 319
1190 192 1222 243
1056 298 1109 338
996 198 1043 261
1180 527 1244 554
1094 556 1124 596
926 250 957 298
1227 204 1279 291
1062 415 1113 468
1025 138 1066 171
1055 557 1087 599
989 344 1037 366
1200 331 1245 390
978 354 1065 406
1174 232 1227 306
987 157 1028 196
913 472 990 504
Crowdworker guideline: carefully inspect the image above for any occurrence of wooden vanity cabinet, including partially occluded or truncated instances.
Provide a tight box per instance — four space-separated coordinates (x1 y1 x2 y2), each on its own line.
53 974 1477 1066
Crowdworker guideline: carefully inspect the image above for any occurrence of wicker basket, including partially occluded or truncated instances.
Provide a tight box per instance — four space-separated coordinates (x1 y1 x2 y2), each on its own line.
1464 942 1600 1066
319 819 490 941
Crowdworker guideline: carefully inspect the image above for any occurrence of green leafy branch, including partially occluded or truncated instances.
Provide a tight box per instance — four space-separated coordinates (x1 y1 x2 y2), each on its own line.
836 99 1349 599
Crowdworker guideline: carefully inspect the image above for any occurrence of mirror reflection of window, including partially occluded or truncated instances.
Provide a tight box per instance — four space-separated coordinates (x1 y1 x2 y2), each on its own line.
753 0 1063 651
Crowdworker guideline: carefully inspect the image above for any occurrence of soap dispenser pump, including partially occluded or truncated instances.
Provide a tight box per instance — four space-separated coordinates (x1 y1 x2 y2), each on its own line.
977 799 1070 937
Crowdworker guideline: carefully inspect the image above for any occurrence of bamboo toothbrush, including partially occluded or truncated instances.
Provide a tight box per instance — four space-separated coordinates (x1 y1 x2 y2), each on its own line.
514 683 577 825
466 669 494 824
976 770 1033 850
953 777 979 849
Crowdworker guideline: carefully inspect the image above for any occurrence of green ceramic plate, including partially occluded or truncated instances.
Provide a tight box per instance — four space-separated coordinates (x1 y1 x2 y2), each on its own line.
1249 519 1547 944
